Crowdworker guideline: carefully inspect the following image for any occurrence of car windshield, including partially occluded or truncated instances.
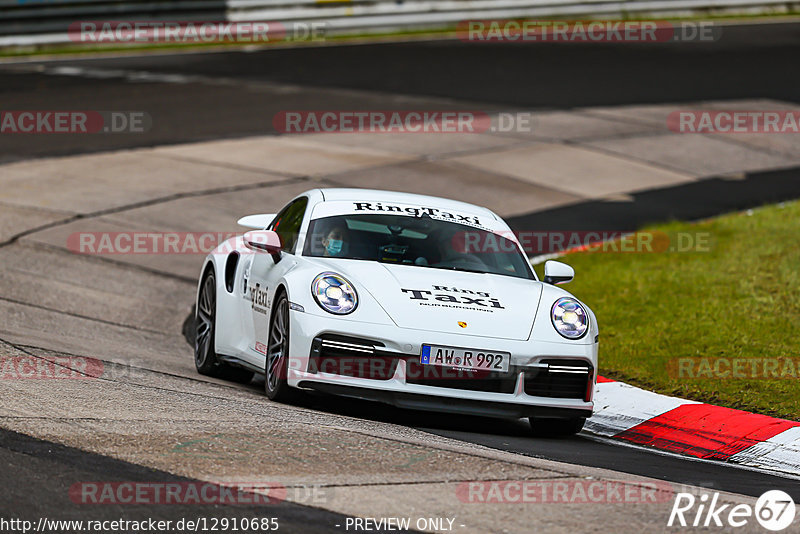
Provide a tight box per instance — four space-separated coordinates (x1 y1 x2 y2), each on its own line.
303 213 534 280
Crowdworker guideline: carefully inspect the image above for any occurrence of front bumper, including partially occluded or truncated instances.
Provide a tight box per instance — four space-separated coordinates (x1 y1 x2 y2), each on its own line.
287 310 597 419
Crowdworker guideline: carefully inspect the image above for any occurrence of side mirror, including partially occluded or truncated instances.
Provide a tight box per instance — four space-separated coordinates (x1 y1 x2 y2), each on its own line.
244 230 282 261
543 260 574 285
237 213 276 230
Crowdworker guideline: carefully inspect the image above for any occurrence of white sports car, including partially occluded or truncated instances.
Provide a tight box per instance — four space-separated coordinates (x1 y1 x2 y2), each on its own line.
194 189 598 435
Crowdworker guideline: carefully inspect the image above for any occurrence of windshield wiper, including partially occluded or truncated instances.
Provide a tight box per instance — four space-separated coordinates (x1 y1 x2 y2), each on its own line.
372 257 489 274
425 264 487 274
372 258 484 273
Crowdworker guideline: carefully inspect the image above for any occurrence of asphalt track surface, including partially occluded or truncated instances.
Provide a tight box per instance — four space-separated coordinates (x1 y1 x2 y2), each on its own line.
273 392 800 501
0 428 377 532
2 19 800 525
1 20 799 162
505 165 800 232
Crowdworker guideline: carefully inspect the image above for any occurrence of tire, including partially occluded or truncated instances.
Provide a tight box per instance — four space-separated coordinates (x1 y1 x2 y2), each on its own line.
195 269 254 384
265 292 298 402
529 417 586 437
264 292 296 402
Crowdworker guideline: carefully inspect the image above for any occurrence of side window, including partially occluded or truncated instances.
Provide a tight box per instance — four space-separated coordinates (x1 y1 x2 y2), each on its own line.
269 197 308 253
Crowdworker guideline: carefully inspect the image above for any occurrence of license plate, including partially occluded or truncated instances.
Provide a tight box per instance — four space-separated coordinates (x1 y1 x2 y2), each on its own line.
420 344 510 372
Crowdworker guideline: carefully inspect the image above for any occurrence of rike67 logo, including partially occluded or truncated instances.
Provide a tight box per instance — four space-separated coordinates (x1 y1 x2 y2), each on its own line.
669 490 796 531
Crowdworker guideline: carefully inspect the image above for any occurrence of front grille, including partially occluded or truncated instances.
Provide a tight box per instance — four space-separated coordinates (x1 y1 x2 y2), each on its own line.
405 359 517 394
308 335 399 380
524 359 592 400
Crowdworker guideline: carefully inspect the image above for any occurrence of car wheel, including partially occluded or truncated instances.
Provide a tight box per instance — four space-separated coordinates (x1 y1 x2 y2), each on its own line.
529 417 586 437
265 292 297 402
195 269 254 384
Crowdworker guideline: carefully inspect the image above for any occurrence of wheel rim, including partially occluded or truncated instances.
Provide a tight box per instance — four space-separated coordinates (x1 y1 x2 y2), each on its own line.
195 273 215 367
267 298 288 392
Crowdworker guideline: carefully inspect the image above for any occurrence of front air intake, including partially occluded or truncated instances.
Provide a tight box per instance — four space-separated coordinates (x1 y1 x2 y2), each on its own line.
308 334 399 380
524 359 593 400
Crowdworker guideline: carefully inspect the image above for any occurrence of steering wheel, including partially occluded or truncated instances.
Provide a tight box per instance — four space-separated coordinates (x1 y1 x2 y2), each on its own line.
435 253 486 268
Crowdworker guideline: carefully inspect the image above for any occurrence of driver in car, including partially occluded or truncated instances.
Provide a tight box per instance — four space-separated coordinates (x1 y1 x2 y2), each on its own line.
322 223 349 257
415 227 484 268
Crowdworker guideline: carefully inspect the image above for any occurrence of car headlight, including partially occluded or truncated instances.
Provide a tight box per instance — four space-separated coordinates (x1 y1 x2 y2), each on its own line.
551 297 588 339
312 272 358 315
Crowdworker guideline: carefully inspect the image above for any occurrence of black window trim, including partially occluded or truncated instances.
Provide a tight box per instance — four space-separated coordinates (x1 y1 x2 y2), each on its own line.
269 196 309 254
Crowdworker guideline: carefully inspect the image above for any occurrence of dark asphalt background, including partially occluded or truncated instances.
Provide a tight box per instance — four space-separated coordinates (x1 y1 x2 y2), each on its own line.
2 20 800 524
0 428 399 533
1 21 799 162
294 393 800 501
